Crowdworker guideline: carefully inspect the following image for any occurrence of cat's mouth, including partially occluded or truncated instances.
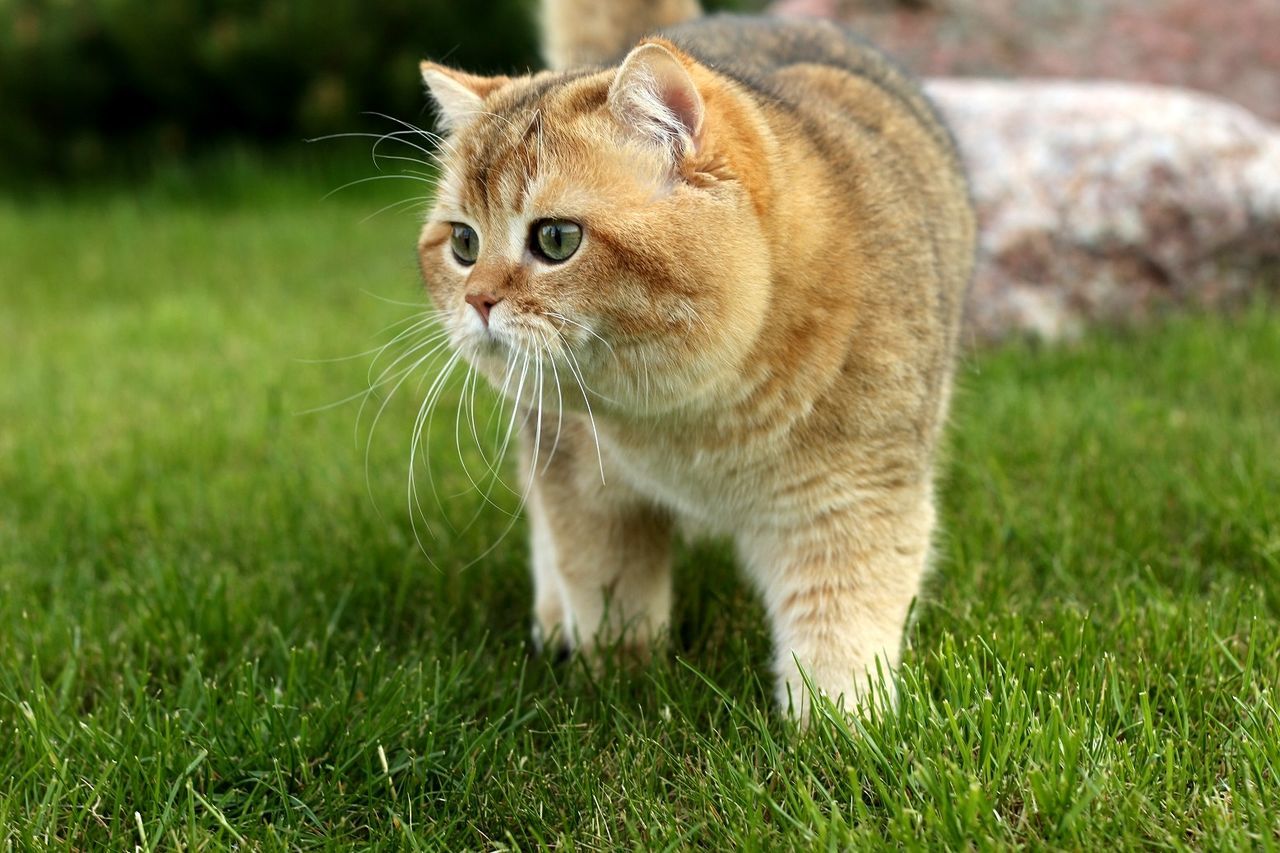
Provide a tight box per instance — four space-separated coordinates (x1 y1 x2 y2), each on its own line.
457 310 547 365
457 326 513 367
454 304 616 381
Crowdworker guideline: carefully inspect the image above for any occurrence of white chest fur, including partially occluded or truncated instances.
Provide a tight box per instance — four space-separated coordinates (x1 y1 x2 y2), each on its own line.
598 424 786 536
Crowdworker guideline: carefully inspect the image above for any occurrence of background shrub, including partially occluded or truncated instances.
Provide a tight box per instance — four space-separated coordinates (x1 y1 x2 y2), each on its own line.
0 0 753 180
0 0 541 178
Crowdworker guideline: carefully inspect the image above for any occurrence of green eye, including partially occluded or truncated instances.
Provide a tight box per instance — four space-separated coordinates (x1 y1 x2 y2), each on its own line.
450 224 479 265
532 220 582 262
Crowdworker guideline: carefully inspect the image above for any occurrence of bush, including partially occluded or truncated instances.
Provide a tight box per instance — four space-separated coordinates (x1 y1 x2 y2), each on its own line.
0 0 541 178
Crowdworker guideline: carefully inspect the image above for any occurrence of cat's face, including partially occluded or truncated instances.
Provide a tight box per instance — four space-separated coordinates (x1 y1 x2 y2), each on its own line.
417 42 773 416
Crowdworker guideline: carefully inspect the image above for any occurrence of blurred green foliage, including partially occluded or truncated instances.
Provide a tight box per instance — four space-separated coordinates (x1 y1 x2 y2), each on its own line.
0 0 542 178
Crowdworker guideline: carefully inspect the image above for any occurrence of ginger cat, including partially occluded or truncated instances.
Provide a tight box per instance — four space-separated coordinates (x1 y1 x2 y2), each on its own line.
415 0 974 719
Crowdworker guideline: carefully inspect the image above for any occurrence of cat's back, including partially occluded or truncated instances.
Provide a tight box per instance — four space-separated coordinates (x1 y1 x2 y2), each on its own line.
660 15 960 171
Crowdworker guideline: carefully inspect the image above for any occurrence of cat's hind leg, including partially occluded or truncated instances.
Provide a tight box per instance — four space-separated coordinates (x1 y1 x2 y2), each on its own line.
746 479 935 723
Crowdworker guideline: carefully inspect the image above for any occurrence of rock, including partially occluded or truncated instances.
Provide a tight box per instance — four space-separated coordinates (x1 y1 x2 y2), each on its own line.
925 79 1280 341
767 0 840 18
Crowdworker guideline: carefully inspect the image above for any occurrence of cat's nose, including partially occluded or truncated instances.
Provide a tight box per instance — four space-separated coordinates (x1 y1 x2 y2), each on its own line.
465 292 502 326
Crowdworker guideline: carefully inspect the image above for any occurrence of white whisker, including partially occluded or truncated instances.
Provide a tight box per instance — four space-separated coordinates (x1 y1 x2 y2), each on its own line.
538 330 565 474
408 349 464 537
360 291 446 312
363 329 453 398
543 310 614 354
454 345 546 574
322 173 438 200
306 130 435 159
370 151 434 170
500 347 532 466
360 336 455 512
474 343 527 504
359 195 434 224
450 367 515 514
362 111 449 143
561 340 606 485
407 350 464 554
531 342 544 478
293 320 447 416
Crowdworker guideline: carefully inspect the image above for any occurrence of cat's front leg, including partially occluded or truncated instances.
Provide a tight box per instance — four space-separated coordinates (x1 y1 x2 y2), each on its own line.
527 485 571 658
521 419 675 660
748 484 936 723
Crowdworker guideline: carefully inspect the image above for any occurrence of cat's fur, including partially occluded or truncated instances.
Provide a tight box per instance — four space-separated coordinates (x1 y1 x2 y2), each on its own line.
416 0 974 718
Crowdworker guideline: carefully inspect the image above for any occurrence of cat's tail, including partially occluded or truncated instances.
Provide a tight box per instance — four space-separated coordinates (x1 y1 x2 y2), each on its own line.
541 0 703 70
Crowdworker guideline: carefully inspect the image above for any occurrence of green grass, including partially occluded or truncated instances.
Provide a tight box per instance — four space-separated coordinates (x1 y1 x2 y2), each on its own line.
2 155 1278 849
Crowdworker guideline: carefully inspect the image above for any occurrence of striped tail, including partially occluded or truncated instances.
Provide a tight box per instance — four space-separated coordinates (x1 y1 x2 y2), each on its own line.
541 0 703 70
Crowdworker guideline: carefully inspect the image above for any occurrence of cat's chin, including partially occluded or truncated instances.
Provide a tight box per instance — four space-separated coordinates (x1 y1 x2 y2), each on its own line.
455 329 545 387
455 334 507 371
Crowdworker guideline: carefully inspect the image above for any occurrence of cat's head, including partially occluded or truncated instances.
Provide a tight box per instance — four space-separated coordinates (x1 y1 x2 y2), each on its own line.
417 41 774 416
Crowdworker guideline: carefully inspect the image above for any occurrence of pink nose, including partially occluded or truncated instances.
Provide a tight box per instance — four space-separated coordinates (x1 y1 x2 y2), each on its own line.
465 292 501 326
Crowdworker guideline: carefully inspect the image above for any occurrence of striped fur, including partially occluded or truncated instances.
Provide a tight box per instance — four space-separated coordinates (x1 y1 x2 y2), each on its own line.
417 0 975 720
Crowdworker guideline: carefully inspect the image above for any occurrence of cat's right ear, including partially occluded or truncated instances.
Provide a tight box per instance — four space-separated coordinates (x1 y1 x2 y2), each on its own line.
608 41 705 160
420 62 511 133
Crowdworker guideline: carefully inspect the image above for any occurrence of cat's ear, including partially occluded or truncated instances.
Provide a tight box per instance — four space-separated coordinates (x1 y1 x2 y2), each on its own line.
607 41 705 159
420 62 511 133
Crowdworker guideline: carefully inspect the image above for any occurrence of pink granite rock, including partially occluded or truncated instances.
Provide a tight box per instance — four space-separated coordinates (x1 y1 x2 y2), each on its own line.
926 80 1280 341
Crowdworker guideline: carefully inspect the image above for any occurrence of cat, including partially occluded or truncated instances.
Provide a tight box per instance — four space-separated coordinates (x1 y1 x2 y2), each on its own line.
414 0 975 720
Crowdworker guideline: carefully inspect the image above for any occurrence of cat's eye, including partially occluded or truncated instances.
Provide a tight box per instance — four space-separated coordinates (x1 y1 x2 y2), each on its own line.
450 224 479 265
531 220 582 262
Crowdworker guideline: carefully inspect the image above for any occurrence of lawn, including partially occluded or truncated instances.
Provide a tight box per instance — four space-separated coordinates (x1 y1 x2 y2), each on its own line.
2 154 1278 849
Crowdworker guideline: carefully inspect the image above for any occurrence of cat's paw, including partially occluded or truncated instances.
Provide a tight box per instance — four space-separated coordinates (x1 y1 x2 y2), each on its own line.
530 612 572 664
775 656 898 728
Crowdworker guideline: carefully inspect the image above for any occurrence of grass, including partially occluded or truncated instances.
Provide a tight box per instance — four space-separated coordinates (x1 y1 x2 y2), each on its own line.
1 152 1278 849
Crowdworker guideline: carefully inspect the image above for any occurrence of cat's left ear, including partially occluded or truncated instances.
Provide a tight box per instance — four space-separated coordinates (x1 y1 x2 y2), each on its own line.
420 62 511 133
608 40 705 159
